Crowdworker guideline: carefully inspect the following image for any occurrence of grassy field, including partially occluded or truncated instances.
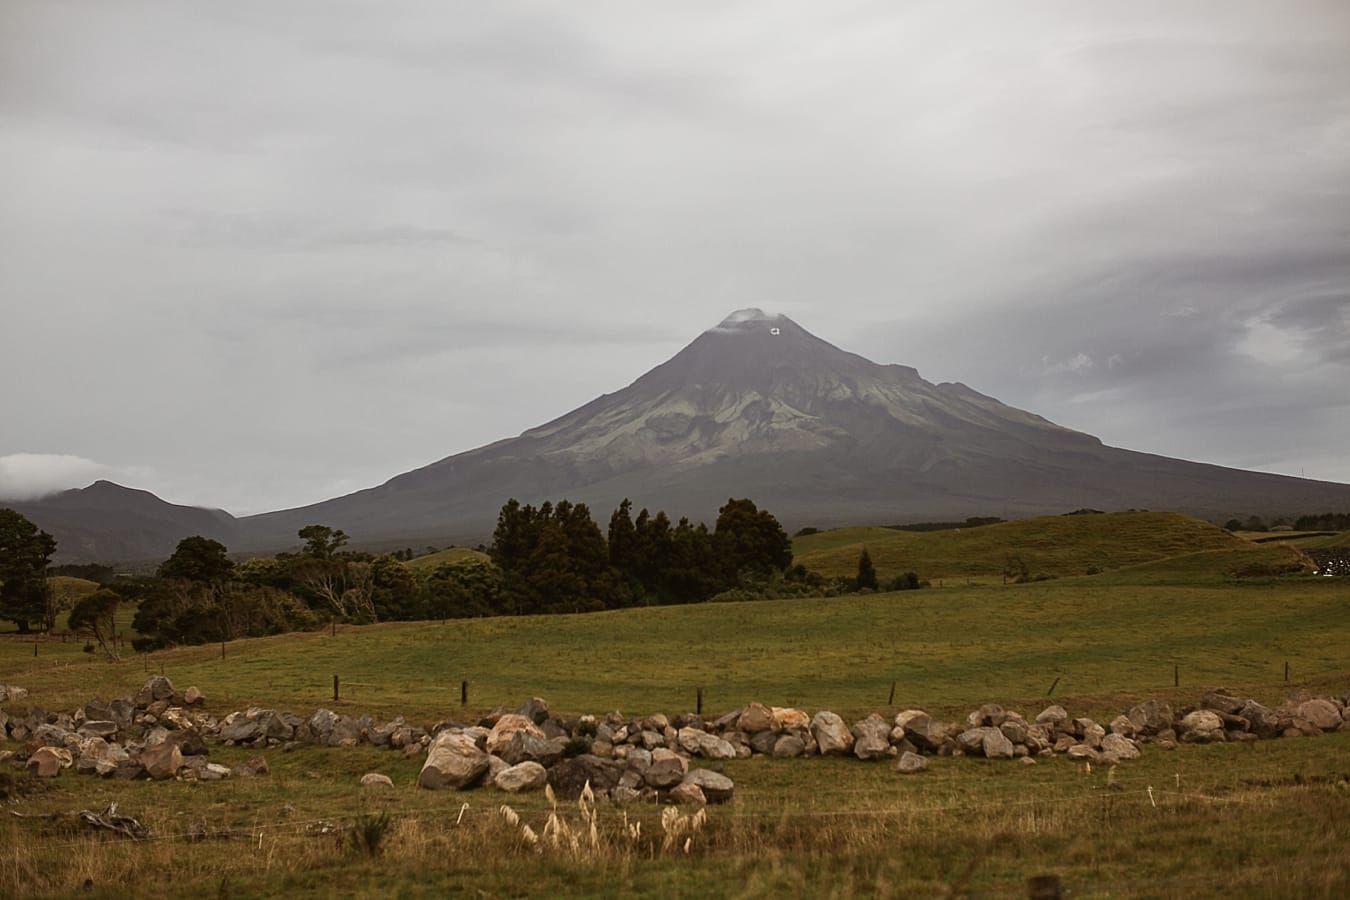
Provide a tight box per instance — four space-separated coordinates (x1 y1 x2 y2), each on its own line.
792 510 1248 581
1 518 1348 897
402 546 491 572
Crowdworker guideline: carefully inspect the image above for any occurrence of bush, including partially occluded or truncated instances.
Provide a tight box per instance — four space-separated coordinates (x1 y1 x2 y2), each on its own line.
348 812 392 857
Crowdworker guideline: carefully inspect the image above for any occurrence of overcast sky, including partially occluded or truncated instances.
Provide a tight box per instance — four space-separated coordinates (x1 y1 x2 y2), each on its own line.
2 1 1347 515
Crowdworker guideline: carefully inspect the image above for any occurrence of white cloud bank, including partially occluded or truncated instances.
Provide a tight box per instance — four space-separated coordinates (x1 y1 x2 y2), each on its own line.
0 454 132 501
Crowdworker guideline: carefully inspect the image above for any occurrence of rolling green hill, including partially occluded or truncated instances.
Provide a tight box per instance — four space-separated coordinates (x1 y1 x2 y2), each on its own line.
403 546 491 572
792 510 1247 580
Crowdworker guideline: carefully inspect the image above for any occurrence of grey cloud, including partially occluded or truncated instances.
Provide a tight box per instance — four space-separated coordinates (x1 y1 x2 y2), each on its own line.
3 1 1349 510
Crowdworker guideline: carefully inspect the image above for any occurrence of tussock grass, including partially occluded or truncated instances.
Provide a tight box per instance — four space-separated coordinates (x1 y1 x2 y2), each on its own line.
1 735 1347 898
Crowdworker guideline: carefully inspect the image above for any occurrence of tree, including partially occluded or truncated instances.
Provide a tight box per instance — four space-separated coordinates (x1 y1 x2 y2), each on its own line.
298 524 349 559
158 536 234 583
713 498 792 582
855 547 878 591
424 558 503 619
0 508 58 633
68 588 121 659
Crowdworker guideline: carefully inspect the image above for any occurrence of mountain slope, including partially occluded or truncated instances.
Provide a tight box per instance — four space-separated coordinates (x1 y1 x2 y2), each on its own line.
236 309 1350 550
7 480 239 564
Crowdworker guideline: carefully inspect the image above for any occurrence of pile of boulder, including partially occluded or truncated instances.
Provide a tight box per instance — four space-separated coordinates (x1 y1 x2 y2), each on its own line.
0 677 264 782
2 678 1346 806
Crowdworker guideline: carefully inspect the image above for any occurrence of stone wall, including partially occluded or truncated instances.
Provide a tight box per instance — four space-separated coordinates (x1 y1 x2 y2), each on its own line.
1 679 1345 806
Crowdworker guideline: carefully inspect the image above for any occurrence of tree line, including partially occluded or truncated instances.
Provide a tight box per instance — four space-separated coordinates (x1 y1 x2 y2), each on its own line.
1 497 926 652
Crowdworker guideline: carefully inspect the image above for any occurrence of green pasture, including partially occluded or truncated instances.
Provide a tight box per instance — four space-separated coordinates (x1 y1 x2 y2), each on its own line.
402 546 490 572
3 514 1349 898
792 510 1247 581
4 556 1346 724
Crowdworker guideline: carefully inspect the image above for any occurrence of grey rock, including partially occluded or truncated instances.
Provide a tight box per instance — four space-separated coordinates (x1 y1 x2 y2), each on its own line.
495 761 549 793
683 768 734 803
644 748 688 788
852 714 893 761
896 751 929 774
418 732 490 790
514 697 550 726
547 754 624 800
1127 700 1174 735
811 711 854 755
669 783 706 805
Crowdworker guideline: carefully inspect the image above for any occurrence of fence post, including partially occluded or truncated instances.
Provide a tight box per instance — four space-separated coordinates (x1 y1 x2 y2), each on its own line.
1284 661 1289 682
461 680 468 706
696 687 703 716
333 674 340 703
888 681 896 705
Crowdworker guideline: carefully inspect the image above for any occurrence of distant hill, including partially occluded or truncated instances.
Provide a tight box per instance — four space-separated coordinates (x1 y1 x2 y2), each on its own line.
5 481 239 564
792 510 1250 580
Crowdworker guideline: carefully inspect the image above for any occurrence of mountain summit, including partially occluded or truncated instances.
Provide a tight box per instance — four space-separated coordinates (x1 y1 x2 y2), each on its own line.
236 310 1350 549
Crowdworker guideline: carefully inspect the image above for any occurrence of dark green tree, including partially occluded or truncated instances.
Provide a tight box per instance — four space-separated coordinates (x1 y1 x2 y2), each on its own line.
68 588 122 659
158 536 234 583
369 554 422 621
424 558 503 618
713 498 793 582
0 508 58 633
298 524 349 559
855 546 878 591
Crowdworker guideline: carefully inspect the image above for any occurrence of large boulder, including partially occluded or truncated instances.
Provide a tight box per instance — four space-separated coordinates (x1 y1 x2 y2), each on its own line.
644 748 689 788
737 702 775 735
514 697 550 726
498 731 562 767
1100 733 1141 761
418 732 490 790
772 707 811 732
134 675 175 707
547 754 624 800
773 733 807 758
78 720 118 740
811 711 855 755
1127 700 1174 736
852 715 893 761
695 731 739 761
1297 699 1343 731
486 714 544 756
959 726 1014 759
495 761 549 793
896 751 929 774
1035 705 1069 729
683 768 734 803
27 746 72 777
1200 689 1248 716
1238 700 1281 739
1178 710 1225 744
219 712 261 744
141 741 184 780
901 713 950 753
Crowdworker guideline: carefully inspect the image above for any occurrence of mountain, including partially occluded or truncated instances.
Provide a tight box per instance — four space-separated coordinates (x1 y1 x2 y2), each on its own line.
235 309 1350 550
6 480 239 564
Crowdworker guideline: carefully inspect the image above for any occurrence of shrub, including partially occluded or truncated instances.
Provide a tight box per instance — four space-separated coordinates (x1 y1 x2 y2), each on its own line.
348 812 392 857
